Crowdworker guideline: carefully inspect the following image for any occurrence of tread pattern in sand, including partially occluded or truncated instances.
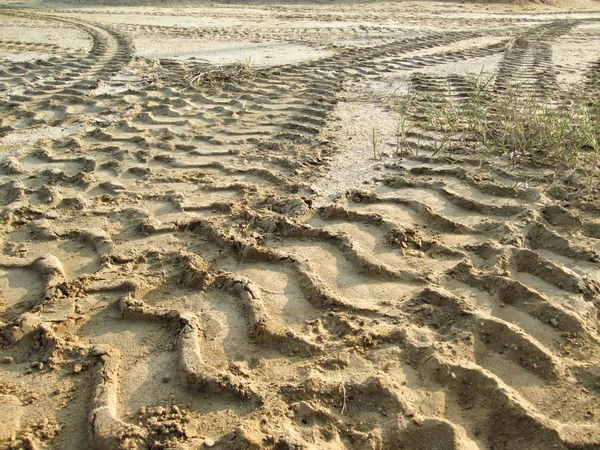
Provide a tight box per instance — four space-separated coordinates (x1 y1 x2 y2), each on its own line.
1 5 600 450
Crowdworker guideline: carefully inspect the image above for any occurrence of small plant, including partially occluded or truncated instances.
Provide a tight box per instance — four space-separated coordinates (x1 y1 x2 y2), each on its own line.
394 110 410 157
368 127 380 160
394 96 417 157
421 90 459 156
242 56 253 71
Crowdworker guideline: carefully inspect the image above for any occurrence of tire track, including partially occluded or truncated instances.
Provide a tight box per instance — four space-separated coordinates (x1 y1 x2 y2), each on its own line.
0 10 134 133
1 5 600 450
494 20 580 95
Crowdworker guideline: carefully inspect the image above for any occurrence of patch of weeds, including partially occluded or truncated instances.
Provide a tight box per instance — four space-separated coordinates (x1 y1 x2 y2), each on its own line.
188 58 257 88
468 82 579 166
392 70 600 189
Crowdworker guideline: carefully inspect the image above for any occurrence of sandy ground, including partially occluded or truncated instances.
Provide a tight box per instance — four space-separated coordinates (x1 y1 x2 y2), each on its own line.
1 0 600 449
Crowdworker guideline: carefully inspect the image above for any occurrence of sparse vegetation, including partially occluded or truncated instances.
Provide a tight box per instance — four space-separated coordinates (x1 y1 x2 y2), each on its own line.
390 72 600 188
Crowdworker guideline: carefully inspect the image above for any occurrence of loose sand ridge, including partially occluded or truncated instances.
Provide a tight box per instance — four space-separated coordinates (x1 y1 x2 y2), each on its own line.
1 1 600 449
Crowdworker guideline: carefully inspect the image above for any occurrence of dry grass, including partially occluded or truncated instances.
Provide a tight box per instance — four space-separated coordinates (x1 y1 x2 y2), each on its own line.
188 58 256 88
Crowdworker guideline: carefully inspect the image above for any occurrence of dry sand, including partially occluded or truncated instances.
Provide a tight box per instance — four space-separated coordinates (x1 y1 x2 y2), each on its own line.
1 0 600 449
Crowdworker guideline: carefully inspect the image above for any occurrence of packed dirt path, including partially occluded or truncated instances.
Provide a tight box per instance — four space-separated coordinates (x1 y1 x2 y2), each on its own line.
1 0 600 449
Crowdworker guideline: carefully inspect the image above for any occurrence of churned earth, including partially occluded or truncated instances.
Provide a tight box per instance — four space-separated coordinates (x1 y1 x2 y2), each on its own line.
1 0 600 448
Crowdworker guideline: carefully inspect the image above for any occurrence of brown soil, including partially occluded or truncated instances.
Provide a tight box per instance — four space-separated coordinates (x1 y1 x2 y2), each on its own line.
1 1 600 449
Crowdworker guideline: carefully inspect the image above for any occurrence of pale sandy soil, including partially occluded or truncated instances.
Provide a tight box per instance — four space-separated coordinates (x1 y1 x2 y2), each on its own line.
1 1 600 449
